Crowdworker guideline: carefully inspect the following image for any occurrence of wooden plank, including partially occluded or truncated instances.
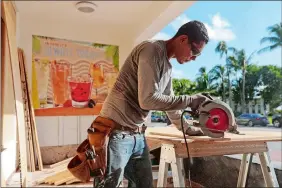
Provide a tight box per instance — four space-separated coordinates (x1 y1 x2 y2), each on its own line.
44 170 69 184
174 140 268 158
18 48 36 172
2 1 28 187
146 127 282 143
54 175 74 186
19 48 43 170
149 131 231 141
46 170 72 184
34 103 103 116
66 178 81 185
49 157 72 169
146 138 163 151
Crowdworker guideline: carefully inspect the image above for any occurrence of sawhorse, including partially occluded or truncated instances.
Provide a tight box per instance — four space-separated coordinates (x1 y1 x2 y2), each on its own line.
150 139 279 187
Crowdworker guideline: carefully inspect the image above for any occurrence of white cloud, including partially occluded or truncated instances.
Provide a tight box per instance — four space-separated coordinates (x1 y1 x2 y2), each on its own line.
172 68 185 79
204 13 236 41
168 13 235 42
211 13 230 28
151 32 171 40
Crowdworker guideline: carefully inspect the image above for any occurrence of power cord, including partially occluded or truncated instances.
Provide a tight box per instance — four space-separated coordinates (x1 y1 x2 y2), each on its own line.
180 110 194 188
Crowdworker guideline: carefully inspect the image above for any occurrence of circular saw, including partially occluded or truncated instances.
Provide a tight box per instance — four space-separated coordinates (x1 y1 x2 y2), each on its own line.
192 93 238 138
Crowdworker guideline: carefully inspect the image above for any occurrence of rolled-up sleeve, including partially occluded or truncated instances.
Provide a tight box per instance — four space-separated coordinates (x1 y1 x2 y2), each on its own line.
137 44 193 112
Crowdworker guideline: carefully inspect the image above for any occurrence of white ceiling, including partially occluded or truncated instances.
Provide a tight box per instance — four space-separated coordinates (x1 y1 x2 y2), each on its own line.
14 1 168 26
14 1 194 44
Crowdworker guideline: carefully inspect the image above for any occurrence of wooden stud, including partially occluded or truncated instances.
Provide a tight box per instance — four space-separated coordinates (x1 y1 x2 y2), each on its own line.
18 48 36 172
18 48 43 171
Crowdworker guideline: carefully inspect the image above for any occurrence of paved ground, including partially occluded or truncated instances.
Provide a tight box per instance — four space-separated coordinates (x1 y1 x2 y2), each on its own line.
147 122 282 169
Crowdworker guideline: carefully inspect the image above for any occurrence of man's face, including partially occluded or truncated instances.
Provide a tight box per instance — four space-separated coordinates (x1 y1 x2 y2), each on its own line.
174 35 206 64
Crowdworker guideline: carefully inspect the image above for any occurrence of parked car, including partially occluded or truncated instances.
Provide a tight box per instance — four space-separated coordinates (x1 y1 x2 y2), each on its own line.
236 113 269 127
272 114 282 128
151 115 167 123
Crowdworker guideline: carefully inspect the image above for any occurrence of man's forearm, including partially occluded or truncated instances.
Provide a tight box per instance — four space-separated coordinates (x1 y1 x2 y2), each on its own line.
139 92 194 111
166 110 192 132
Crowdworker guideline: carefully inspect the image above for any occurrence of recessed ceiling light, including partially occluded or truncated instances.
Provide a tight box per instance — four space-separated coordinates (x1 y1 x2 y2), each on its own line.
75 1 97 13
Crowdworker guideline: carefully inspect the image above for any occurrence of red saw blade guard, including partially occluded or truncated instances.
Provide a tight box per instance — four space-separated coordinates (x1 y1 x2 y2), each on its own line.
205 108 229 133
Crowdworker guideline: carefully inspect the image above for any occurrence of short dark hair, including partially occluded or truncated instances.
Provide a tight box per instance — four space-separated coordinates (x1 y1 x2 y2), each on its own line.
173 20 209 44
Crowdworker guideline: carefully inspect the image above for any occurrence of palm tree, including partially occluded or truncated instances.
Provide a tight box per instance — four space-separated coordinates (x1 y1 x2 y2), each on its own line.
229 49 257 113
215 41 237 106
258 22 282 73
92 43 119 70
208 65 226 101
258 22 282 54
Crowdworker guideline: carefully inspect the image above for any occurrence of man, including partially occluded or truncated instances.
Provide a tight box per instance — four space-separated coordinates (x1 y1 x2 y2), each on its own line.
92 20 210 187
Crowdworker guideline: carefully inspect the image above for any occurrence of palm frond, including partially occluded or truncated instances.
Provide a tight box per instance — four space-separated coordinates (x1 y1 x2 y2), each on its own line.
267 23 282 34
215 41 228 58
260 37 281 45
246 50 257 64
258 43 281 54
227 47 238 54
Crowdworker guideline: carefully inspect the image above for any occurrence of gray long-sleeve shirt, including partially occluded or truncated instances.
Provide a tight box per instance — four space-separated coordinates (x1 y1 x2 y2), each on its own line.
100 40 192 132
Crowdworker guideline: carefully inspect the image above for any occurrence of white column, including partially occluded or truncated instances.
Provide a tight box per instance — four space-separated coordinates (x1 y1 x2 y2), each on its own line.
260 98 265 115
248 102 252 114
237 104 240 113
255 104 258 114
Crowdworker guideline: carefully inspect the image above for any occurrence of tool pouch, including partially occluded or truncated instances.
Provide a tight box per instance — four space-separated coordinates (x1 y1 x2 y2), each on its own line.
67 117 115 182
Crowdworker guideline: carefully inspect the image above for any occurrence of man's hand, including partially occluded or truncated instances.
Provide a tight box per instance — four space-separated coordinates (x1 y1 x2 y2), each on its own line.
189 93 210 111
185 126 204 136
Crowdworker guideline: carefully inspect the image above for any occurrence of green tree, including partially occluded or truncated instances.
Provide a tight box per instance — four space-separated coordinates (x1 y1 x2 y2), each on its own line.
231 78 242 111
92 43 119 70
228 49 257 112
244 64 261 103
257 65 282 109
208 65 227 101
215 41 238 105
172 78 197 96
195 67 210 91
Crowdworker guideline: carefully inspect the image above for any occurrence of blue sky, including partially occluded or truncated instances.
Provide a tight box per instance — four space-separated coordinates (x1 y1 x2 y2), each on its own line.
152 1 281 81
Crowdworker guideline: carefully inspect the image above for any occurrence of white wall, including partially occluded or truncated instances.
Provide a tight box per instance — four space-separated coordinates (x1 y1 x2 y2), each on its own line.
17 13 135 147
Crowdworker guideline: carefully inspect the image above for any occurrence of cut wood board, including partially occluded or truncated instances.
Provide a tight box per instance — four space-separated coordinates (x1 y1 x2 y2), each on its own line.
146 127 282 143
149 131 231 141
36 158 82 186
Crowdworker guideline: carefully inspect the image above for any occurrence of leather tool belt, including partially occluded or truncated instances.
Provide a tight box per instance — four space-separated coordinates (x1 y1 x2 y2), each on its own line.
95 116 147 134
67 116 147 183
